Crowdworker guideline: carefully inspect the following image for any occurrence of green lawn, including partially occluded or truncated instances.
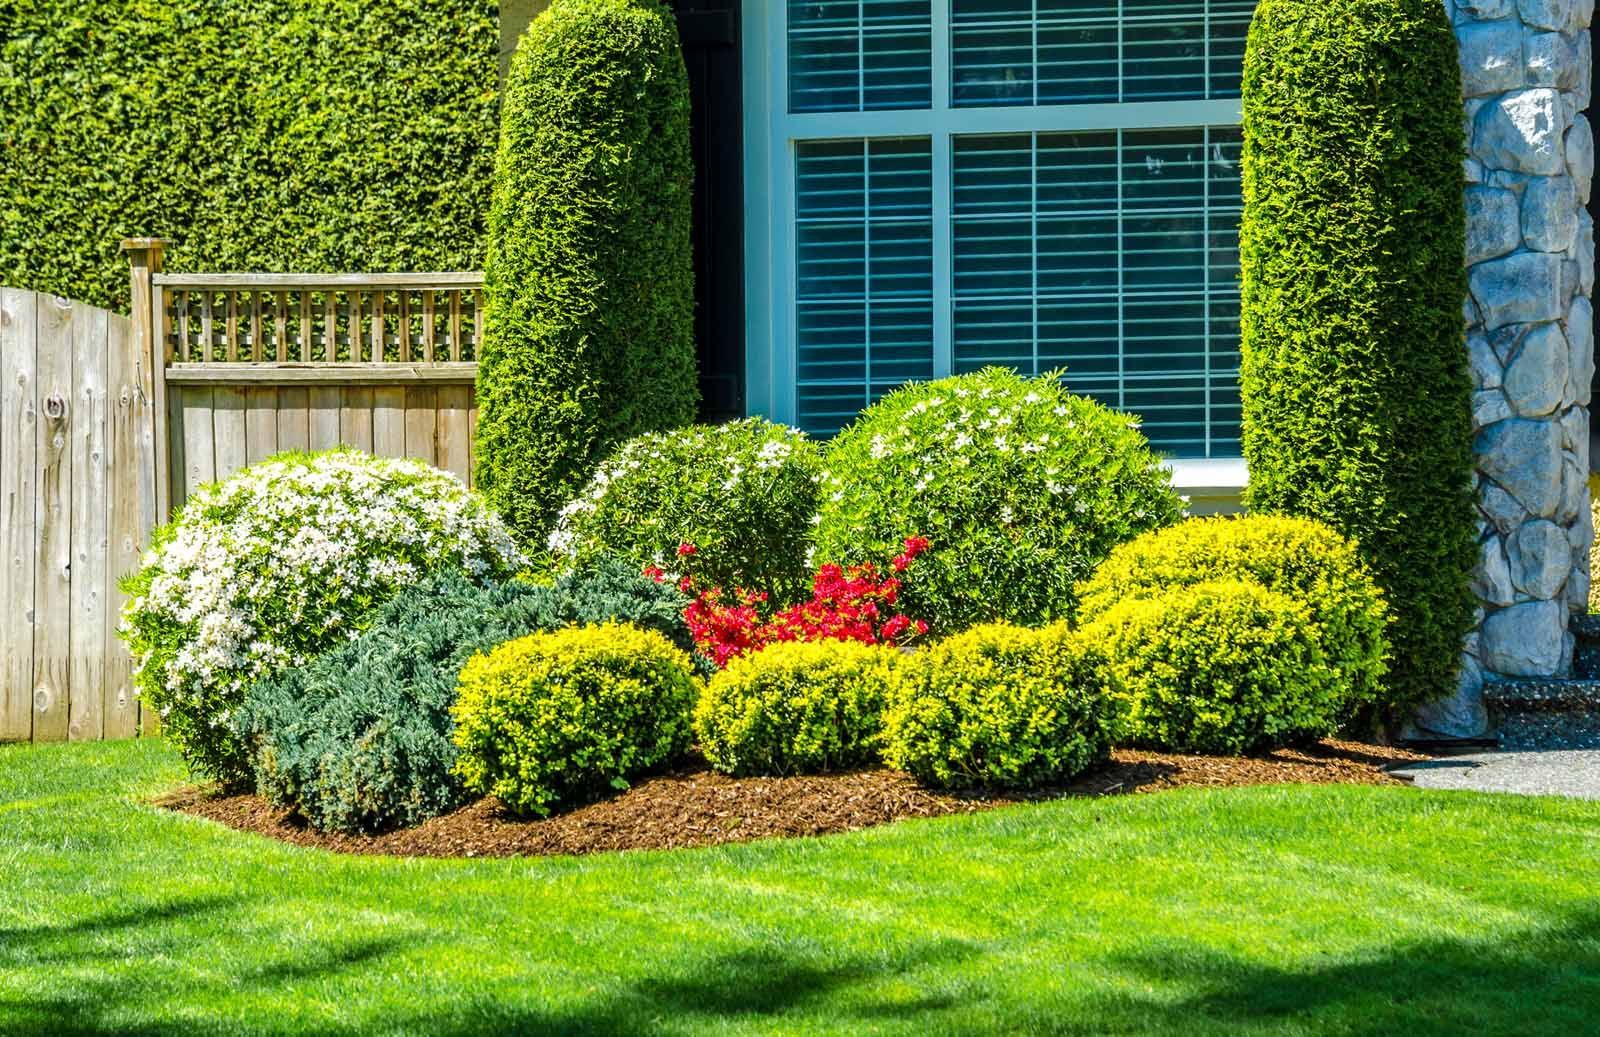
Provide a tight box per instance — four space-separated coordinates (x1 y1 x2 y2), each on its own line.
3 740 1599 1036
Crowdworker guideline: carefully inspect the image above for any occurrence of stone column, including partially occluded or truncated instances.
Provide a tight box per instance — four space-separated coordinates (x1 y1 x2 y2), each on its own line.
1428 0 1597 736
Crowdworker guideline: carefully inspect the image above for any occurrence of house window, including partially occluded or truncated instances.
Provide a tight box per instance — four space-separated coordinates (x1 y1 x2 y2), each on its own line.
747 1 1253 458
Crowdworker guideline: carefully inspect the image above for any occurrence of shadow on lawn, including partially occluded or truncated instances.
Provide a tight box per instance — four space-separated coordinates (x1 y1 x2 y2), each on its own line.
0 893 417 1037
5 897 1600 1035
412 912 1600 1037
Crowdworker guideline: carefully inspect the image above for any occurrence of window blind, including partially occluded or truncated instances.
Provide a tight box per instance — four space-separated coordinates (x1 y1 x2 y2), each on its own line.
794 139 936 435
952 127 1243 456
788 0 934 112
951 0 1255 107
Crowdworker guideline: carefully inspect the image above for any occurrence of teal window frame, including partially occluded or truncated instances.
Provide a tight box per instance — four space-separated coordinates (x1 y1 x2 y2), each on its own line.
743 1 1250 488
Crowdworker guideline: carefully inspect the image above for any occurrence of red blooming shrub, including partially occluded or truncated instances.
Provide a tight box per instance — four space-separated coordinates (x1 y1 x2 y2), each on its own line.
663 538 932 668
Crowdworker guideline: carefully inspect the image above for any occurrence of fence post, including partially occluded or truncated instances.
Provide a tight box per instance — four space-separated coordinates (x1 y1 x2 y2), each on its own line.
122 240 168 521
118 238 166 736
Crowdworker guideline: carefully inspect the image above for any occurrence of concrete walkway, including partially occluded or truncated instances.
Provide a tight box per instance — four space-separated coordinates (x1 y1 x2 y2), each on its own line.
1392 750 1600 800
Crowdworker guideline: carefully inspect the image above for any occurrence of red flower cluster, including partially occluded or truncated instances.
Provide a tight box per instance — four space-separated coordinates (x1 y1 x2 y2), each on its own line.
665 538 932 668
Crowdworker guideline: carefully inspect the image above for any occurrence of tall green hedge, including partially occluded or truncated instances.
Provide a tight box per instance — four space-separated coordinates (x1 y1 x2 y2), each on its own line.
476 0 698 544
0 1 498 312
1239 0 1476 722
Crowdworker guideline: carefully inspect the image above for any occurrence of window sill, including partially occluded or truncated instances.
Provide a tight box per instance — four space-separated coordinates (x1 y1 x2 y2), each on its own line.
1165 457 1247 516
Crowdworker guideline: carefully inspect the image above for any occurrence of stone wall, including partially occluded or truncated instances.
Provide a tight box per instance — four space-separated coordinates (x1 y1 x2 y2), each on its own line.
1429 0 1597 735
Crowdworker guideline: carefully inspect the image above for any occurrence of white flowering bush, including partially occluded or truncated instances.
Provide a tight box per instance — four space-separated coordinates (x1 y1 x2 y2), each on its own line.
119 449 524 785
814 368 1183 630
548 419 822 602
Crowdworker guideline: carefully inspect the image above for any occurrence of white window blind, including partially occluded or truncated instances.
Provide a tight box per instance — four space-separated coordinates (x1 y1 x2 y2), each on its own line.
795 138 935 434
952 127 1243 455
753 1 1255 458
788 0 934 112
951 0 1255 107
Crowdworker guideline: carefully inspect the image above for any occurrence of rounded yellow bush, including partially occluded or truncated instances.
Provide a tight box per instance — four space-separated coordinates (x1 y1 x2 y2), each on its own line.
451 622 698 816
1077 515 1389 719
695 640 899 777
1078 579 1340 754
883 622 1116 789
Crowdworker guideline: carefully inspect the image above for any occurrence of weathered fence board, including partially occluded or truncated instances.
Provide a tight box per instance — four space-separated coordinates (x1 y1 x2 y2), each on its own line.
33 295 75 742
0 252 484 742
70 304 110 742
104 298 147 741
1 288 40 741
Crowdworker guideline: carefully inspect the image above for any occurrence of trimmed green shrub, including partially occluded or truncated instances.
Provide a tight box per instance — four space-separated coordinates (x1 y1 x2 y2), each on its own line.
815 368 1183 630
695 640 899 776
119 450 523 787
476 0 698 544
550 419 823 602
883 622 1116 789
0 0 496 312
1077 515 1390 717
232 560 692 834
452 622 698 816
1079 580 1343 754
1240 0 1475 719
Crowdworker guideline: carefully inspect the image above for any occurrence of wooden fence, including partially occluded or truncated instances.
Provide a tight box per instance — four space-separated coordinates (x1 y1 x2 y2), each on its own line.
0 240 483 743
0 288 153 742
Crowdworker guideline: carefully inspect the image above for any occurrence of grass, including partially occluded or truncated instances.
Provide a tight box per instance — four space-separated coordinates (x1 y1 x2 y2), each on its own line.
2 740 1599 1036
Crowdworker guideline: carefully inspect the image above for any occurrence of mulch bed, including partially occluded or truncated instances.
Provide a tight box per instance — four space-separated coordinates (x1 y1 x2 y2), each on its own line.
156 739 1430 860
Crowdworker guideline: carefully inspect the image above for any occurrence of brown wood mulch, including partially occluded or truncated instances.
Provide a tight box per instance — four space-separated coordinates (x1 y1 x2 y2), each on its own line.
155 739 1430 860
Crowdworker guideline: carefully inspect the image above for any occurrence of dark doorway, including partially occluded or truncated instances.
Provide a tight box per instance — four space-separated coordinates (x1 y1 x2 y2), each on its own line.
673 0 746 423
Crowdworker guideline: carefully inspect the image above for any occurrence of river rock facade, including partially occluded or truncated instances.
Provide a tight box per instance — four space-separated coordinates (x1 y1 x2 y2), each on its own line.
1429 0 1597 735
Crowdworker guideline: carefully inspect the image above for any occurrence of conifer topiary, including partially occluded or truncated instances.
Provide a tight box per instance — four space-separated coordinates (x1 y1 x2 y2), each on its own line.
1239 0 1476 721
476 0 698 545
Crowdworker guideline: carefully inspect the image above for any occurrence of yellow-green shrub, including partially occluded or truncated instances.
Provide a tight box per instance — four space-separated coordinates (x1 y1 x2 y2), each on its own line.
1077 515 1389 718
1589 478 1599 612
1079 580 1342 754
883 623 1115 789
695 641 899 777
451 622 698 816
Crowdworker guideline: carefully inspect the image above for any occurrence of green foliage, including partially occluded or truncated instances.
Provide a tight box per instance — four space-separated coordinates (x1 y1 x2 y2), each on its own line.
1239 0 1475 719
883 622 1116 789
1078 515 1391 721
452 622 698 816
1079 580 1344 754
119 450 522 788
232 561 691 834
0 0 497 312
814 368 1183 630
550 419 823 602
695 640 899 776
476 0 698 544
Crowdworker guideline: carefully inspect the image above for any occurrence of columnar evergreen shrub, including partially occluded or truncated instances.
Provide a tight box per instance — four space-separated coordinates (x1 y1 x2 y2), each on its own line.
695 640 900 777
883 622 1116 789
550 419 822 602
119 450 523 787
1078 516 1390 717
1239 0 1475 718
0 0 497 311
814 368 1183 630
476 0 698 544
232 561 691 834
1078 580 1343 754
452 623 698 816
